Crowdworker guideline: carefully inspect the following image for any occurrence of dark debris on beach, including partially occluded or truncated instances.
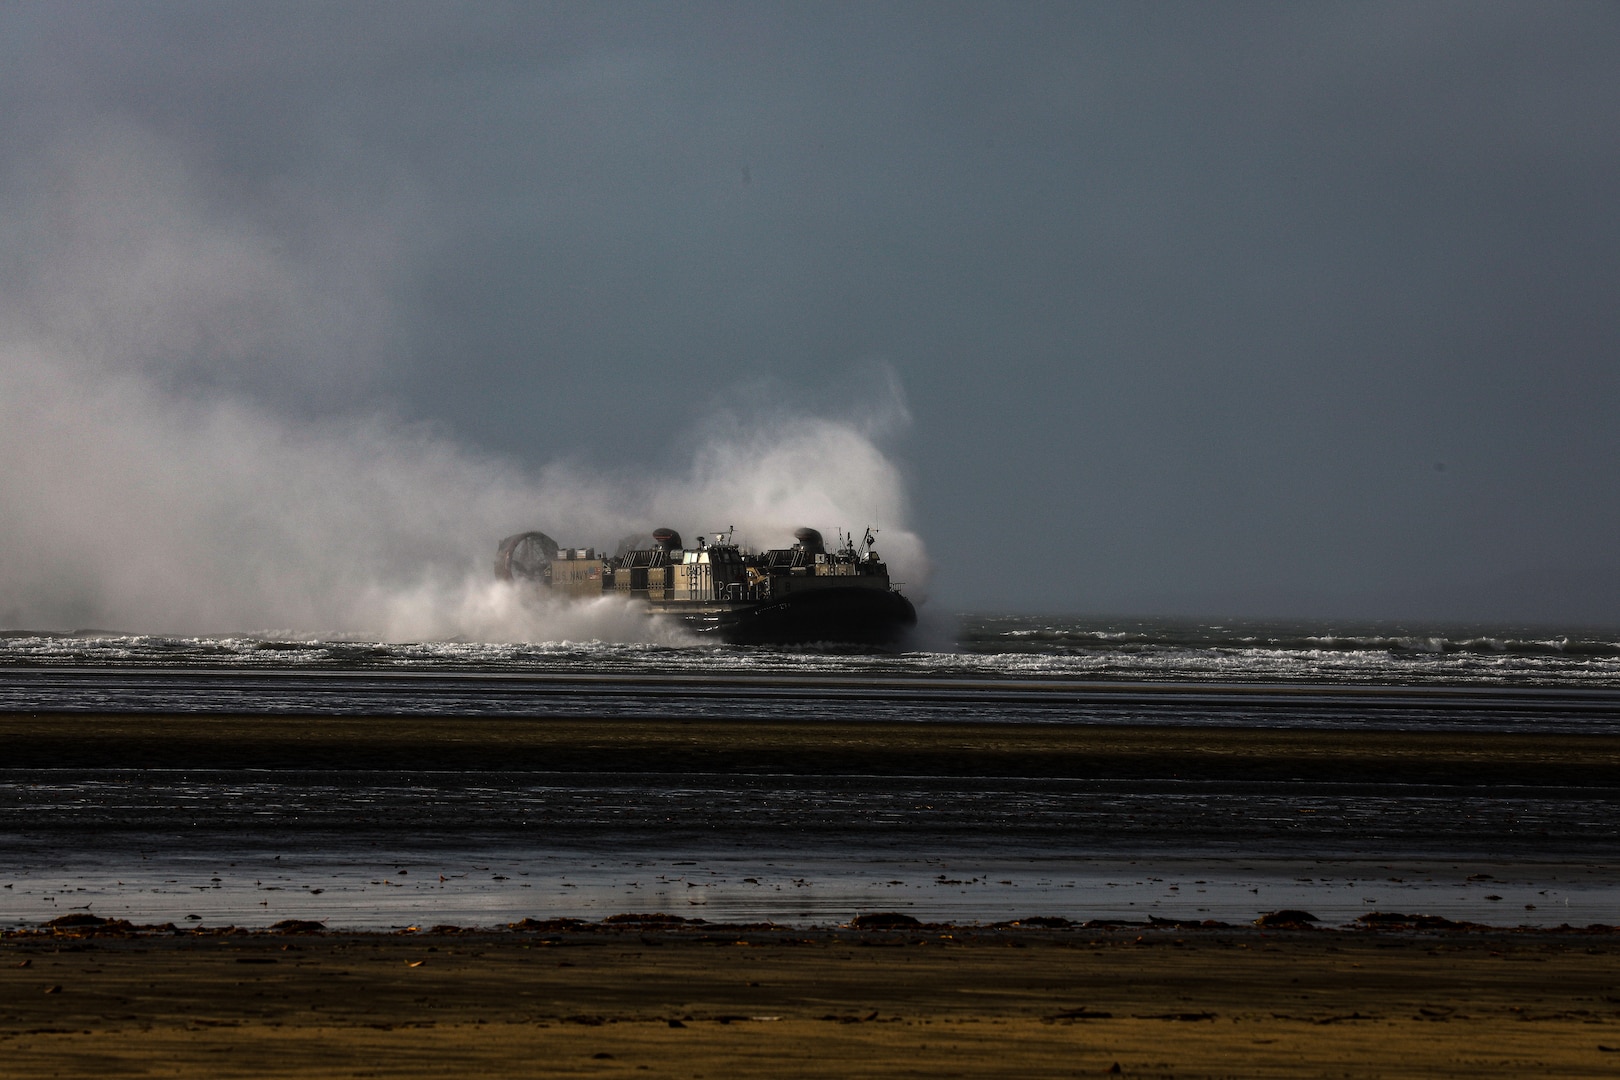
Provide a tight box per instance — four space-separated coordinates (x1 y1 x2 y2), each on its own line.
8 910 1617 944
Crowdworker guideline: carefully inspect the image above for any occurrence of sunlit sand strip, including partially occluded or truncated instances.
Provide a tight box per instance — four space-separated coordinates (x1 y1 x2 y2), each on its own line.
3 922 1618 1078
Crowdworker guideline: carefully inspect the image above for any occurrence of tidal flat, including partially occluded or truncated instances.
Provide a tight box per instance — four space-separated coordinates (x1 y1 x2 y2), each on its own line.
5 708 1618 1073
4 714 1619 930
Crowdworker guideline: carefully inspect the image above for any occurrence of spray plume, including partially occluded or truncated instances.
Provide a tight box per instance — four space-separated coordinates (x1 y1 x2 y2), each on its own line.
0 128 928 641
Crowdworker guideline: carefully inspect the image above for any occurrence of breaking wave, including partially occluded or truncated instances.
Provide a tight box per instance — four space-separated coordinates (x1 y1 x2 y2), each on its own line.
3 615 1617 687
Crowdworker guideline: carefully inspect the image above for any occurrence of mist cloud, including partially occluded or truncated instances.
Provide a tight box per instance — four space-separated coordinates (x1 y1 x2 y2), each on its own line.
0 125 927 639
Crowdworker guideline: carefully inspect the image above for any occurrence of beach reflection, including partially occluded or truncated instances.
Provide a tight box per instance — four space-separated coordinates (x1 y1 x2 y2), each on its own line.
3 848 1615 932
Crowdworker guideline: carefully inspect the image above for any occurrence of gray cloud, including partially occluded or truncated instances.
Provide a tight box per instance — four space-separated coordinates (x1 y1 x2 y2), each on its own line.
2 2 1616 626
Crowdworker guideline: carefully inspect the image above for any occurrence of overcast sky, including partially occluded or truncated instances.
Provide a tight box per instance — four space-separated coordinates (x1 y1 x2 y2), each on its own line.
3 2 1617 627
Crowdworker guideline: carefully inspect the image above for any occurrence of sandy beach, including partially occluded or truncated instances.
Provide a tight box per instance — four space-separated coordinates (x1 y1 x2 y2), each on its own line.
4 918 1619 1078
6 708 1618 1073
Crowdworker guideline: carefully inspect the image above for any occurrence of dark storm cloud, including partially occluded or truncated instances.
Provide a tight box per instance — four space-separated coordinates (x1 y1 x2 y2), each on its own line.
3 2 1616 624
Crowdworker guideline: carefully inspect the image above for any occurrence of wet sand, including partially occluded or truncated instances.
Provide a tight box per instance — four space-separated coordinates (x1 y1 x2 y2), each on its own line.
9 712 1620 781
4 921 1619 1078
7 712 1619 1072
7 713 1619 929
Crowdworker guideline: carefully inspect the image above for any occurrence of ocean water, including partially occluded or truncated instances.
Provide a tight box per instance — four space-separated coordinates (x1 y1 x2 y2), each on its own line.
3 614 1618 731
4 614 1618 930
4 614 1620 686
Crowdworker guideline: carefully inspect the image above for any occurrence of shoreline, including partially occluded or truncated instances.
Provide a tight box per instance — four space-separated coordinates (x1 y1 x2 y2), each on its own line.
8 710 1620 1072
8 714 1618 931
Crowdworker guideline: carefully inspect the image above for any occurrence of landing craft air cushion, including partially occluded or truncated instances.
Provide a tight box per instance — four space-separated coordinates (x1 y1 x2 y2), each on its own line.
495 526 916 645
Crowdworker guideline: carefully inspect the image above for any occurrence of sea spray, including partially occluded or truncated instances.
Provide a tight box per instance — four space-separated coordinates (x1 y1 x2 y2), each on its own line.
0 126 932 639
0 341 927 639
